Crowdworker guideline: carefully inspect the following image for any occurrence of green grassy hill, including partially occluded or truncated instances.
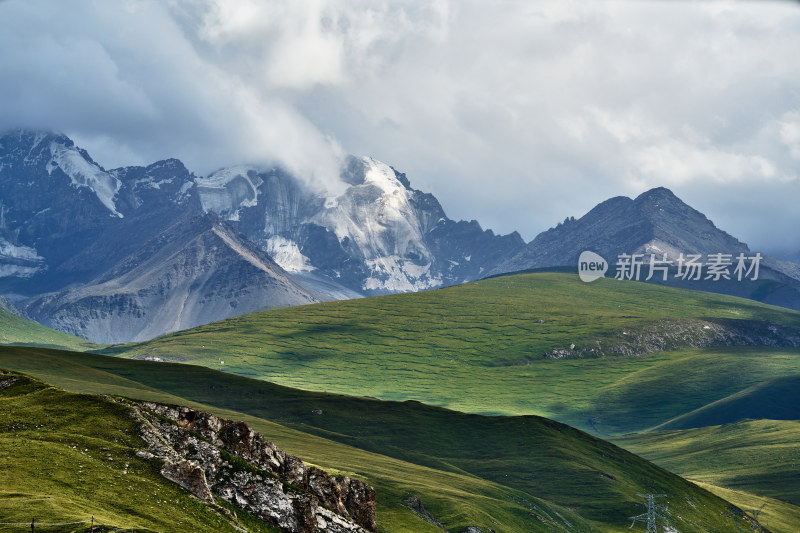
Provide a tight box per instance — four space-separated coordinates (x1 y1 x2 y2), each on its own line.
100 273 800 434
653 375 800 430
0 347 754 532
693 482 800 533
4 273 800 529
0 370 275 533
615 419 800 531
0 308 98 351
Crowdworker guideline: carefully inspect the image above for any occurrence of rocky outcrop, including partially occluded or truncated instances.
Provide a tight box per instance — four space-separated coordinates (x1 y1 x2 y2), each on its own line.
0 295 26 318
129 401 376 533
543 318 800 359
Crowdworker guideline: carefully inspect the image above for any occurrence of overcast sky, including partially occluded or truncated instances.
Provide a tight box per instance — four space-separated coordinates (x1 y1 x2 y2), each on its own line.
1 0 799 254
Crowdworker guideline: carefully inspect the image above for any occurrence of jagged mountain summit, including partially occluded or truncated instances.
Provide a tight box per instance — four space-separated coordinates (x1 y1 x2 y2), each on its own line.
0 130 201 294
0 129 524 342
196 155 524 295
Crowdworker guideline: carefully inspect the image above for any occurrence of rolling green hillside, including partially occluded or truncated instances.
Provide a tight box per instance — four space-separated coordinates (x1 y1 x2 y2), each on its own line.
0 347 754 532
100 273 800 434
615 419 800 507
694 482 800 533
653 375 800 430
0 308 98 351
0 370 275 533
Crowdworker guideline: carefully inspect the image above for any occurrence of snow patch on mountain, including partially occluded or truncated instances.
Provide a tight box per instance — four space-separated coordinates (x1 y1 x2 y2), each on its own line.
196 166 262 221
362 156 405 194
314 157 426 253
49 143 122 217
363 256 441 292
0 237 44 278
265 236 315 272
0 239 41 261
308 156 444 292
0 264 41 278
135 176 175 190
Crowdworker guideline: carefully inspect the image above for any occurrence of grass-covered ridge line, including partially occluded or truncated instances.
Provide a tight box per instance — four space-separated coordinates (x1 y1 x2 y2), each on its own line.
0 348 752 532
653 374 800 430
0 308 99 351
0 370 275 533
102 273 800 433
108 272 800 365
692 481 800 533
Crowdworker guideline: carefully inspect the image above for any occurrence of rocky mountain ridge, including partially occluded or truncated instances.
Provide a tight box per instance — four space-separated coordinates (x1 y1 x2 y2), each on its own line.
130 399 376 533
0 129 524 341
493 187 751 274
26 212 322 343
196 155 524 295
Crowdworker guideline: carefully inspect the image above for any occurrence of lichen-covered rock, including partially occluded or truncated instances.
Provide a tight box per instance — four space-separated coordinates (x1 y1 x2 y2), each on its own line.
341 478 377 532
131 401 376 533
161 460 214 503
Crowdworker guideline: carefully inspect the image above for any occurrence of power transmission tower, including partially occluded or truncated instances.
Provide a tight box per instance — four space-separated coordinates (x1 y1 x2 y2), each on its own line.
727 503 766 532
629 493 671 532
747 504 766 531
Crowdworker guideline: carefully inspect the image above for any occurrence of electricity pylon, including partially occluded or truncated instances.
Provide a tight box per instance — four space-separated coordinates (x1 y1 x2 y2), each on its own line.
629 494 671 532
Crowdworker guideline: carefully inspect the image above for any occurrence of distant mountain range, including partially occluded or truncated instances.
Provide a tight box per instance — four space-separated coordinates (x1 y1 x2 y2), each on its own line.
1 129 799 343
0 130 523 342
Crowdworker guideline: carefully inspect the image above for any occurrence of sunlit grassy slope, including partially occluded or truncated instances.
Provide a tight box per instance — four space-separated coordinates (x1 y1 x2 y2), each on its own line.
653 374 800 430
615 419 800 507
0 371 276 533
102 273 800 434
0 347 752 532
615 419 800 532
692 482 800 533
0 308 98 351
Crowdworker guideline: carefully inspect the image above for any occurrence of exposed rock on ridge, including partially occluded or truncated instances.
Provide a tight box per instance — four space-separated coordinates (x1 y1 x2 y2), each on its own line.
130 400 376 533
543 318 800 360
492 187 750 275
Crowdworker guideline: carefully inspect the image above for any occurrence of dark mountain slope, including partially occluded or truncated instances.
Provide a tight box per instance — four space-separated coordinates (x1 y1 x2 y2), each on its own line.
27 212 322 343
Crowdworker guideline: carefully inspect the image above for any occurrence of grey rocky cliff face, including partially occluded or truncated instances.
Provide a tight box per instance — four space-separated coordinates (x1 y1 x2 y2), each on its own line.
195 156 524 295
26 212 323 343
130 400 376 533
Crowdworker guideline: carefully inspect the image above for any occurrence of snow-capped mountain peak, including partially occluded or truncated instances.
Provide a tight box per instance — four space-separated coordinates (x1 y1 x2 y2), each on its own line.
361 156 407 195
48 141 123 218
309 156 439 291
185 153 522 295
